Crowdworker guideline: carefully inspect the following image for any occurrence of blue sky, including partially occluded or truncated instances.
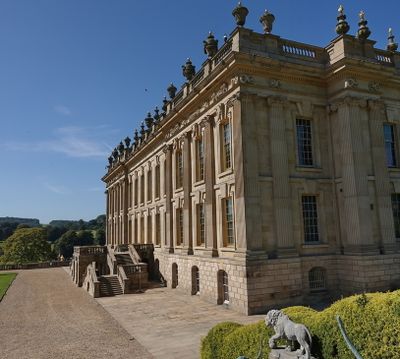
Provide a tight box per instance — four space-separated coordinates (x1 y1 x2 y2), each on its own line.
0 1 398 224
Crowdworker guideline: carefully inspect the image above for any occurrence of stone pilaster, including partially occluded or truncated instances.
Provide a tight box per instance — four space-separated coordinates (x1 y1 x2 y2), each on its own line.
268 96 296 256
163 144 174 253
204 116 218 256
183 131 193 254
368 99 398 253
335 97 375 253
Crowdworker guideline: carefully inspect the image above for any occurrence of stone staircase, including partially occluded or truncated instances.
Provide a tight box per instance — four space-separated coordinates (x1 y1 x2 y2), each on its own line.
115 253 134 266
99 275 123 296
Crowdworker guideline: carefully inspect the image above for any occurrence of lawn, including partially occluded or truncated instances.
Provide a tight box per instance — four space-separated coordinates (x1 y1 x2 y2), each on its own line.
0 273 17 301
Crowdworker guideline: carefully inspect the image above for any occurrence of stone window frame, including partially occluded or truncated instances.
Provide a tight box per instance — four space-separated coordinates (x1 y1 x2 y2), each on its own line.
219 113 233 174
217 270 229 305
133 173 139 208
295 118 314 167
384 123 398 168
140 170 145 206
155 211 161 246
222 195 235 247
196 202 206 246
147 163 153 204
196 136 205 182
174 139 184 191
175 207 184 247
391 193 400 238
308 267 327 292
191 266 200 295
301 194 320 244
155 163 161 200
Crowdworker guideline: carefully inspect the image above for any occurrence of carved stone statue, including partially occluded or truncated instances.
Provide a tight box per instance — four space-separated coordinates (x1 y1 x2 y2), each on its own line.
265 310 314 359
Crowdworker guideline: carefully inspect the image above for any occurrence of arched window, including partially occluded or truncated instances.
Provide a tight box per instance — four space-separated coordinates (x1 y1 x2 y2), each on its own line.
217 270 229 304
309 267 326 292
172 263 178 289
191 266 200 295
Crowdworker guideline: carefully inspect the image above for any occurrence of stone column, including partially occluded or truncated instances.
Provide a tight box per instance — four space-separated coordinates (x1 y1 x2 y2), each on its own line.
105 189 109 245
204 116 218 256
123 173 129 244
268 96 296 257
163 144 174 253
335 97 374 253
183 131 193 254
368 99 397 253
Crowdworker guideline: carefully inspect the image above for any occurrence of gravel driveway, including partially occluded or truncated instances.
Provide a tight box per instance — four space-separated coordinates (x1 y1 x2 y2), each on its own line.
0 268 152 359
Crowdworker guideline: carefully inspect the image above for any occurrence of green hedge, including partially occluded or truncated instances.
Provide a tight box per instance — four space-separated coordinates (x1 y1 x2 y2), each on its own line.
201 291 400 359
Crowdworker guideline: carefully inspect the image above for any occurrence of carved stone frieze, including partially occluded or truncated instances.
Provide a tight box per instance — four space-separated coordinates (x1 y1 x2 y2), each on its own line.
344 78 359 89
368 81 381 93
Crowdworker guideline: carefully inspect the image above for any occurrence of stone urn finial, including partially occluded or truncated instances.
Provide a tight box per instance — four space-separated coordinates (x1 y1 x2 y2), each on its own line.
124 136 131 148
336 5 350 35
167 83 177 99
260 9 275 34
145 112 154 131
112 148 119 160
182 58 196 81
133 129 139 145
357 10 371 40
108 155 113 167
154 106 160 124
203 31 219 58
118 141 125 155
162 96 168 112
387 28 399 52
232 2 249 27
140 122 146 138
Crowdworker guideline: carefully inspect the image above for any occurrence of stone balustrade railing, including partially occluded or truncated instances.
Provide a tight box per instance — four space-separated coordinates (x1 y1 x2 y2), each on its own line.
74 246 106 256
375 49 394 65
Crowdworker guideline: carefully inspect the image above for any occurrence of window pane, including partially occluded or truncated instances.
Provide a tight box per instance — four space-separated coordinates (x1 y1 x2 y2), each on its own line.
225 197 234 245
176 151 183 188
302 195 319 243
384 124 397 167
223 123 232 169
296 119 313 166
197 139 204 181
197 203 205 245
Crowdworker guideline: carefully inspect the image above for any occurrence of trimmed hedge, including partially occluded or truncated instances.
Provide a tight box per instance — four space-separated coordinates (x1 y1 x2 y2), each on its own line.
201 291 400 359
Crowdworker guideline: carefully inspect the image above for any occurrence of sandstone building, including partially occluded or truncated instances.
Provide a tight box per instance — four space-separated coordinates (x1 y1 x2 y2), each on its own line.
72 5 400 314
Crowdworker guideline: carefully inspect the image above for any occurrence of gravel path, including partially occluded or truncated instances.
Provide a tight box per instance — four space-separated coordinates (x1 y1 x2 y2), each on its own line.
0 268 152 359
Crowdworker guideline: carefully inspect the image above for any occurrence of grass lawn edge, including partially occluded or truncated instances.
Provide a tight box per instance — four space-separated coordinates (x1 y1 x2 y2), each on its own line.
0 272 17 301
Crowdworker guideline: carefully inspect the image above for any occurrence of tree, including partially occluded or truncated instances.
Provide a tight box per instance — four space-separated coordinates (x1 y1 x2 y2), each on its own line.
54 230 78 258
1 228 54 264
94 229 106 245
76 230 94 246
46 225 68 242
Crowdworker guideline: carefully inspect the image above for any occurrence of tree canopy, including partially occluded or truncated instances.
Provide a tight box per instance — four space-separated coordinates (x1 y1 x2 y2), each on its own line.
1 228 55 264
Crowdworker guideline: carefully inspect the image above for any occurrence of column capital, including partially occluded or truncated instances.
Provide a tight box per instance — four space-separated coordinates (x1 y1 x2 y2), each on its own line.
329 96 368 110
267 95 288 107
162 143 173 154
367 99 386 112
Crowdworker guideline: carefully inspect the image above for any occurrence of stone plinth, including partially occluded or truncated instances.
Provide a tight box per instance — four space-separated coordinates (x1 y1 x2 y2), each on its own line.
269 347 316 359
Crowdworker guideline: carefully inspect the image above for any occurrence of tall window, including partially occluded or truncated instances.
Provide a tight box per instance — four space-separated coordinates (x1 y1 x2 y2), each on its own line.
155 165 160 199
196 138 205 181
296 119 313 166
155 213 161 245
222 122 232 170
176 151 183 189
140 174 145 204
176 208 183 246
140 216 144 244
309 267 326 292
384 124 397 167
147 215 152 244
302 195 319 243
134 177 138 206
147 169 152 202
197 203 205 246
223 197 235 246
391 194 400 238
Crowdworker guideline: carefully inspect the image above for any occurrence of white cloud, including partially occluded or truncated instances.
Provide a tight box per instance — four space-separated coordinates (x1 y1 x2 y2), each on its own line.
44 182 70 195
2 125 115 159
54 105 72 116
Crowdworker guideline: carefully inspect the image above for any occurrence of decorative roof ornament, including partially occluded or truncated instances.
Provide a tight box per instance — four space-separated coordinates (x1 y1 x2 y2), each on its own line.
124 136 131 148
260 9 275 34
203 31 219 58
154 106 160 124
336 5 350 35
387 28 399 52
145 112 154 130
140 121 146 138
224 34 228 43
357 10 371 40
232 1 249 27
112 148 119 160
108 155 113 166
167 83 177 99
133 129 139 145
162 96 168 112
182 58 196 81
118 141 125 155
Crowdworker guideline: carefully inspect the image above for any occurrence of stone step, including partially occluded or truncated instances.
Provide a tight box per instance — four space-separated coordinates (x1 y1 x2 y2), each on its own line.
98 275 123 296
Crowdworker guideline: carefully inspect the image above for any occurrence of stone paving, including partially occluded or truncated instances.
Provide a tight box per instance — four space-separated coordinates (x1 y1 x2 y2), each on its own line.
97 287 265 359
0 268 152 359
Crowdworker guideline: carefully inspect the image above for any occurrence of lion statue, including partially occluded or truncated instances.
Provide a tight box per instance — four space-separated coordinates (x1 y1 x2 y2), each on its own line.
265 309 312 359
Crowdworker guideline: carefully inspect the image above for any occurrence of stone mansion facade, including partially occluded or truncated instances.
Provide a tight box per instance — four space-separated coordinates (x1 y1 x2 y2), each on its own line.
74 6 400 314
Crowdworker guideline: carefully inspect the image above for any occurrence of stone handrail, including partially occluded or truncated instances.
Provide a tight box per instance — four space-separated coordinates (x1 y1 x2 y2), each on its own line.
213 39 233 66
117 265 129 293
74 246 106 256
106 245 117 275
123 263 147 275
279 39 325 62
191 67 205 87
128 244 141 264
375 49 393 65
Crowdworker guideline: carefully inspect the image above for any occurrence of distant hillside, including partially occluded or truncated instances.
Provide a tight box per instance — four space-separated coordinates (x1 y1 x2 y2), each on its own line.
0 217 40 226
49 215 105 230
